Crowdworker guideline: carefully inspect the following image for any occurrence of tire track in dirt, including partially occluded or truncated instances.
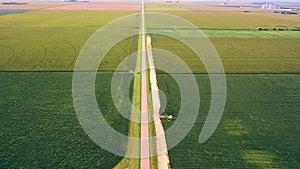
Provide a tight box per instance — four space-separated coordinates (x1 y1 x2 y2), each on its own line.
32 44 47 70
65 41 77 71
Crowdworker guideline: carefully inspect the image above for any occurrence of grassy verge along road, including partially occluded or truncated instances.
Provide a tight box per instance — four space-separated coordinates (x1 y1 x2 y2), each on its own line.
113 33 142 169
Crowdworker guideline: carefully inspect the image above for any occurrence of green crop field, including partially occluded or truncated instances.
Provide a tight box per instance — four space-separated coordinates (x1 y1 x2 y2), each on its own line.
151 35 300 73
162 11 300 30
147 6 299 169
155 29 300 38
0 72 132 168
0 10 27 15
0 10 138 168
158 73 299 168
0 10 136 71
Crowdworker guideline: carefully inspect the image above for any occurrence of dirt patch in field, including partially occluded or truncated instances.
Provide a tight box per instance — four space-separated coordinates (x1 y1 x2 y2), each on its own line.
44 4 140 11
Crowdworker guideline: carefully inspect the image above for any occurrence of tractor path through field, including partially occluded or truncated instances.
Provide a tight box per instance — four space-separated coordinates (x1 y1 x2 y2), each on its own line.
147 35 170 169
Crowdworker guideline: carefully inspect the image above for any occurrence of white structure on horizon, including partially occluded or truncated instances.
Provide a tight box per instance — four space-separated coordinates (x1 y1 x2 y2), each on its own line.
261 3 281 10
165 0 180 3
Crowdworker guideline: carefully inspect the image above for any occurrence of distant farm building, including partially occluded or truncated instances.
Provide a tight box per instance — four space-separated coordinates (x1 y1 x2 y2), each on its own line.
64 0 89 2
165 0 180 3
261 3 280 10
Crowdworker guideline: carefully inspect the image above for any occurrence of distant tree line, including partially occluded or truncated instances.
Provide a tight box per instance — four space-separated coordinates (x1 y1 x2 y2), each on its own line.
258 27 300 31
2 2 28 5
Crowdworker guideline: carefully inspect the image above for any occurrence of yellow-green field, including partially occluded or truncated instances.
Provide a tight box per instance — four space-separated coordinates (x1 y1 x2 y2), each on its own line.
0 10 136 71
151 36 300 73
161 11 300 29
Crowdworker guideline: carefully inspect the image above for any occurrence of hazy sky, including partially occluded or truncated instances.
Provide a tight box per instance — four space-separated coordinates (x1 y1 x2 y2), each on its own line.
131 0 295 3
3 0 299 3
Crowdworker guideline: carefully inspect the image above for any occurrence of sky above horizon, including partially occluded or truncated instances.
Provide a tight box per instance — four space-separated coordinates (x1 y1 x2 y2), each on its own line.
1 0 300 3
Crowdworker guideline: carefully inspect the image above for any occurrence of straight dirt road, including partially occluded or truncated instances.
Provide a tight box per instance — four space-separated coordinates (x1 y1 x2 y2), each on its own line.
140 0 150 168
147 36 170 169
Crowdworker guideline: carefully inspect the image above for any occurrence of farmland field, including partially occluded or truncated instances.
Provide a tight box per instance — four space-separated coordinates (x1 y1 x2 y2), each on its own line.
0 10 138 168
148 5 299 169
1 72 298 168
158 73 299 168
151 35 300 73
0 2 300 169
0 10 137 71
0 72 129 168
0 10 28 15
161 11 300 30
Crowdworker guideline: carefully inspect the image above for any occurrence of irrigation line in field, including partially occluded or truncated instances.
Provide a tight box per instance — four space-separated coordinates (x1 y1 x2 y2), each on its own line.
32 44 47 70
0 46 15 68
65 41 77 71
